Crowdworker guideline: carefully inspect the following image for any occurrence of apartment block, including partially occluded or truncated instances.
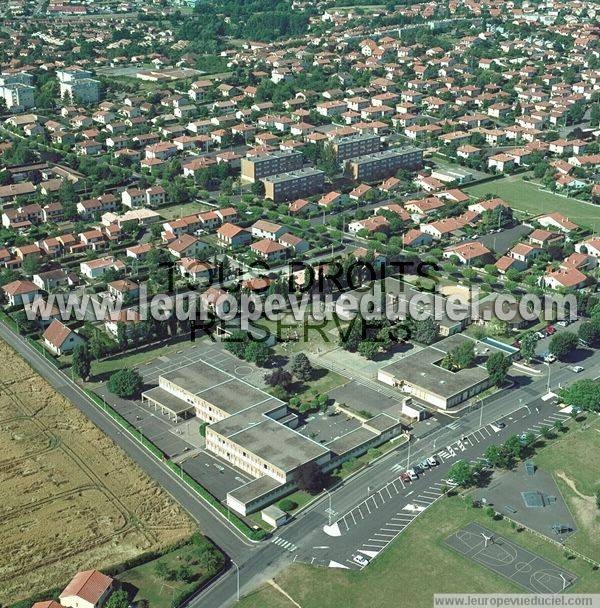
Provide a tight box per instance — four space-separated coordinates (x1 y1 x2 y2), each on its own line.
262 168 325 202
57 68 100 104
347 147 423 181
329 133 380 162
240 150 303 183
0 83 35 112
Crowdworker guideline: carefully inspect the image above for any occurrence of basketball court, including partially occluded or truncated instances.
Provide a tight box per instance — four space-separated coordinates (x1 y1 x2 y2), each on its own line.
445 522 576 594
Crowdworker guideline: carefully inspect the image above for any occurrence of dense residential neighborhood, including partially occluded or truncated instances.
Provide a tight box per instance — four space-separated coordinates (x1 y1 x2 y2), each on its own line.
0 0 599 607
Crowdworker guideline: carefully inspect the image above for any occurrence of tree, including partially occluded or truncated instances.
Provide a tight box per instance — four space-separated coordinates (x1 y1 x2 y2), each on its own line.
540 425 552 439
484 444 511 469
452 341 475 369
520 332 537 362
224 330 247 359
358 340 380 359
105 590 129 608
293 461 327 494
486 352 511 386
559 379 600 412
244 341 270 366
504 435 523 460
21 255 41 276
578 319 600 347
410 317 439 345
107 368 143 398
264 368 293 390
72 343 91 380
278 498 297 512
448 460 475 487
549 331 578 360
290 352 313 381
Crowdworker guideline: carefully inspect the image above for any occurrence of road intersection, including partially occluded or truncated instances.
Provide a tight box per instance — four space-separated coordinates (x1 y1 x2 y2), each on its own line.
1 318 597 608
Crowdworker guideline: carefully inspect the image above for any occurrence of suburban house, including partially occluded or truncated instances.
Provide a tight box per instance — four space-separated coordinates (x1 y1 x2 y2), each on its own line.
443 242 492 265
2 279 41 306
217 223 252 248
43 320 84 356
59 570 115 608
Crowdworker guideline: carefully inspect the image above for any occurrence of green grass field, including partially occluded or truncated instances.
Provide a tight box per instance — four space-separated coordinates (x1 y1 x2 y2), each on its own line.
534 416 600 561
464 176 600 232
159 201 212 220
238 584 296 608
244 417 600 608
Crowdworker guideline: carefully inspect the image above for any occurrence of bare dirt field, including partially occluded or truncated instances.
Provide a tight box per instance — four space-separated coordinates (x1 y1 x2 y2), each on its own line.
0 340 195 604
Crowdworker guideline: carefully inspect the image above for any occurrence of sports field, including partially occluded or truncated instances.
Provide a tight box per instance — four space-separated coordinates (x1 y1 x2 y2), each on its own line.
464 176 600 232
0 340 195 603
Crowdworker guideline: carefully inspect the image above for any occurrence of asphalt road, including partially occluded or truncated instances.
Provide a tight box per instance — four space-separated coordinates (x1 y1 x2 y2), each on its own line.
2 319 598 608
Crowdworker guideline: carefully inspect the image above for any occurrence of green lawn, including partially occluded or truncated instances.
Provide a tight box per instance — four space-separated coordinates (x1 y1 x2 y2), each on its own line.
238 583 296 608
118 541 223 608
464 176 600 232
534 416 600 561
159 201 211 220
91 339 190 377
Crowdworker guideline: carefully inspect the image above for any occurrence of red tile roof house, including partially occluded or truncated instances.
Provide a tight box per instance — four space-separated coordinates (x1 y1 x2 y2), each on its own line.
2 279 41 306
108 279 139 302
543 267 588 291
33 601 62 608
535 212 579 234
402 229 433 248
251 239 288 261
443 242 493 266
178 257 215 282
529 229 564 247
80 257 125 280
43 319 84 355
167 234 207 259
59 569 115 608
509 243 543 266
217 223 252 248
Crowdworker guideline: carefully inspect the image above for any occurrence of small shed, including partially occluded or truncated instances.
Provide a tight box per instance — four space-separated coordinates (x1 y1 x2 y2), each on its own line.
261 505 288 528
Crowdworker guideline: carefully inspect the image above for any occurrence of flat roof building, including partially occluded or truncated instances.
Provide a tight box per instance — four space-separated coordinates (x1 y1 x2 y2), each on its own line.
378 334 513 410
347 147 423 181
262 167 325 202
241 150 303 183
329 132 380 162
143 357 404 515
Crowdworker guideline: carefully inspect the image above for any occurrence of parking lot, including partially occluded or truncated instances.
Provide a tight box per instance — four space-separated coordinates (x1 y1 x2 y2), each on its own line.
183 450 252 502
95 384 198 457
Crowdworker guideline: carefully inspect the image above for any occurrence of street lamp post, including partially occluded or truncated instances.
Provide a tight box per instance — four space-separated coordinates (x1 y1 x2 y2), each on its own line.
478 397 484 428
324 489 333 526
231 560 240 602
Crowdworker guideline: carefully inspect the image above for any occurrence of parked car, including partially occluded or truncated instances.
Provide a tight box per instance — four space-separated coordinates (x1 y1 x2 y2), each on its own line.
571 365 584 373
557 320 569 327
400 472 411 483
407 468 418 481
544 354 557 363
427 456 439 467
418 459 430 470
545 325 556 335
353 554 369 567
536 331 546 339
